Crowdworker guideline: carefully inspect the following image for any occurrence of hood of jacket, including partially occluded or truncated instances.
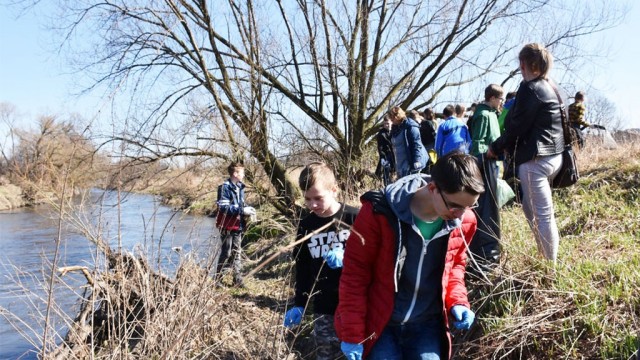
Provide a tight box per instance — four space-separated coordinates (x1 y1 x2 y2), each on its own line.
384 173 462 229
384 173 426 224
391 117 420 136
474 102 497 115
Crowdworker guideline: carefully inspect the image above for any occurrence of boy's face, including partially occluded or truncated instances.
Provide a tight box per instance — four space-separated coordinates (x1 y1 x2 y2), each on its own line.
383 118 393 131
435 187 479 221
304 183 339 217
231 168 245 183
489 94 504 110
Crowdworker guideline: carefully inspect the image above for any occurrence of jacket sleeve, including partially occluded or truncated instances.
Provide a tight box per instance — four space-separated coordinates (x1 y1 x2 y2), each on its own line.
444 211 476 311
217 183 242 216
335 201 381 343
462 125 472 154
491 83 540 154
376 132 386 159
293 224 312 308
435 126 444 158
407 125 425 169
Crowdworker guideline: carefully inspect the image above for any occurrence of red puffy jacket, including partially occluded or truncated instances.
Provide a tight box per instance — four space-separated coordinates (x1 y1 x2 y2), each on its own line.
334 197 476 358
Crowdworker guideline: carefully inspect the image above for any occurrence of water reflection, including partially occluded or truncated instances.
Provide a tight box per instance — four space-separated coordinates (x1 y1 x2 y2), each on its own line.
0 189 218 359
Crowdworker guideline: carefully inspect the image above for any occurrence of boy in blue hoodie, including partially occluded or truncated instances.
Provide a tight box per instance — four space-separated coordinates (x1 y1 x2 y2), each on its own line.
435 104 471 158
335 152 484 359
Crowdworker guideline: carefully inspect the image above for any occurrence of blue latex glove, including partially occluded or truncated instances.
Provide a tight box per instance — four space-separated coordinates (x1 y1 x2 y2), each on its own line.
451 305 475 330
340 341 363 360
322 247 344 269
283 307 304 328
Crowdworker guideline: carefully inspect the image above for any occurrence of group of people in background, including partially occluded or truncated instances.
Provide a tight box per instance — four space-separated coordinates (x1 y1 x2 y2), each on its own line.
214 42 589 360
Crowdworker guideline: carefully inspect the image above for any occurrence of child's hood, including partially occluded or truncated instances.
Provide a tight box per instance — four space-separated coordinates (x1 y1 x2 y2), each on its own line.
384 173 428 223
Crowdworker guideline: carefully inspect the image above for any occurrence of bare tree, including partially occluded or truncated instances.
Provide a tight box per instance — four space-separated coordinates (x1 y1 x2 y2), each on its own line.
34 0 624 212
584 92 623 131
0 102 19 171
8 115 104 195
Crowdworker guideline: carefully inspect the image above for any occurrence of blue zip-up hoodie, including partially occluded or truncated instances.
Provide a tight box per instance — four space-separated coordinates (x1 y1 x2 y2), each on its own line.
435 116 471 158
391 118 429 178
384 173 462 324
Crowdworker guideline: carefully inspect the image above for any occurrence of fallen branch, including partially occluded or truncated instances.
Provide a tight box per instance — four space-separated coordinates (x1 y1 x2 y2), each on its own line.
57 266 94 286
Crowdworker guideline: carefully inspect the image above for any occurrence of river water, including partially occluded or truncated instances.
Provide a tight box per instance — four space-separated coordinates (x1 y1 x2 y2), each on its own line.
0 189 218 359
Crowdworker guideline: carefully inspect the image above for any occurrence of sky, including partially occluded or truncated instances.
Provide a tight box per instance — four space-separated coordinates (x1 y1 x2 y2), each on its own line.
1 2 640 132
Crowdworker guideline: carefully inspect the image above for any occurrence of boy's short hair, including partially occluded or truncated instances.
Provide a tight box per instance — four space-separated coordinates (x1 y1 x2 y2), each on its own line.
443 105 455 117
422 107 435 120
431 152 484 196
298 162 337 191
227 162 244 176
575 91 585 101
454 104 466 116
506 91 516 100
484 84 504 101
407 109 422 121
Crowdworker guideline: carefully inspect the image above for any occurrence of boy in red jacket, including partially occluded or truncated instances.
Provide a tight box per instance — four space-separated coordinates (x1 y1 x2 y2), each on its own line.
335 152 484 360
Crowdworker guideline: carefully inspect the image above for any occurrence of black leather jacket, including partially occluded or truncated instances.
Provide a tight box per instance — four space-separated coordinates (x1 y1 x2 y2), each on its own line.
490 78 565 166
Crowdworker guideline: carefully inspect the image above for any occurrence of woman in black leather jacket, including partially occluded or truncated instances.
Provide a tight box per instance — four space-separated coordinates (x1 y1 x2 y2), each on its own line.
487 43 564 262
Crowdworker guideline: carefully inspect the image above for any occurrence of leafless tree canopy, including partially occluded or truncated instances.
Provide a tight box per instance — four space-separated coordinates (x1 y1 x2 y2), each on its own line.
49 0 623 212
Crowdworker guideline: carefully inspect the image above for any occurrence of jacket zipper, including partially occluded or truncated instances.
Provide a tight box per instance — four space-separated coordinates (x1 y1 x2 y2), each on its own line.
401 223 428 324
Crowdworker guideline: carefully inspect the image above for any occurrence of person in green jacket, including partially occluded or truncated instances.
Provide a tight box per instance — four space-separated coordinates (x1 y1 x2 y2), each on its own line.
467 84 504 273
469 84 504 156
497 91 516 134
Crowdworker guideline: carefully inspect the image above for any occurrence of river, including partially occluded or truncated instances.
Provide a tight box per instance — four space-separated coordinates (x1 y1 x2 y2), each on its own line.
0 189 218 359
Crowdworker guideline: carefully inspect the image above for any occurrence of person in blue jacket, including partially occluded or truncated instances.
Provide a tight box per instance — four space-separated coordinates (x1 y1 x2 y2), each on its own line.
388 106 428 178
435 104 471 158
214 162 255 287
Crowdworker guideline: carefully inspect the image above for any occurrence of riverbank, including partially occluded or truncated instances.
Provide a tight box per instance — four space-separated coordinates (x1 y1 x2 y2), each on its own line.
0 184 27 210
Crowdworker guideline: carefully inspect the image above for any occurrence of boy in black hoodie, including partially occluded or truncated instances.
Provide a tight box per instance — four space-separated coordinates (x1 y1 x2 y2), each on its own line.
283 162 359 360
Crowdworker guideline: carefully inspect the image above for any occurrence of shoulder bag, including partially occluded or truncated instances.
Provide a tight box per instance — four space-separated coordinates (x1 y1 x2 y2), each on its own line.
549 82 580 188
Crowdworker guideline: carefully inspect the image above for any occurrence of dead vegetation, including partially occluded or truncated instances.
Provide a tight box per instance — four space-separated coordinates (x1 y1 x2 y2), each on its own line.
5 138 639 360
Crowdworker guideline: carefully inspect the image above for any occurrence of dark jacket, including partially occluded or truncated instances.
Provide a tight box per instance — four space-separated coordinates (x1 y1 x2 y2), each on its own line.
215 179 246 231
420 119 438 150
490 78 565 165
335 174 477 359
391 118 429 177
376 128 395 174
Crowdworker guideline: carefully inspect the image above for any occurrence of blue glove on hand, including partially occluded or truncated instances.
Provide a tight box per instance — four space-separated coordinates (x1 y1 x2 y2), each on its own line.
451 305 475 330
341 341 363 360
322 248 345 269
283 307 304 328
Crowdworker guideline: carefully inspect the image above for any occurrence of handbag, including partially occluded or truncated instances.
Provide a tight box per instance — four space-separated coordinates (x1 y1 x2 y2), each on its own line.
549 82 580 188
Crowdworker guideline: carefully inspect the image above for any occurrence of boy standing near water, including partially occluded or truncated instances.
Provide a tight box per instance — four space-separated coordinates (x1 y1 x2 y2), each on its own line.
215 162 255 287
283 162 359 360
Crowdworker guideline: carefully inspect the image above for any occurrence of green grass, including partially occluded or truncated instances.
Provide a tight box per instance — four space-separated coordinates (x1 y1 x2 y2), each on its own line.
459 155 640 359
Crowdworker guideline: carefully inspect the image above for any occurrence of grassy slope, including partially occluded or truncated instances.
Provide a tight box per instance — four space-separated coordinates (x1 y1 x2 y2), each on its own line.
455 143 640 359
